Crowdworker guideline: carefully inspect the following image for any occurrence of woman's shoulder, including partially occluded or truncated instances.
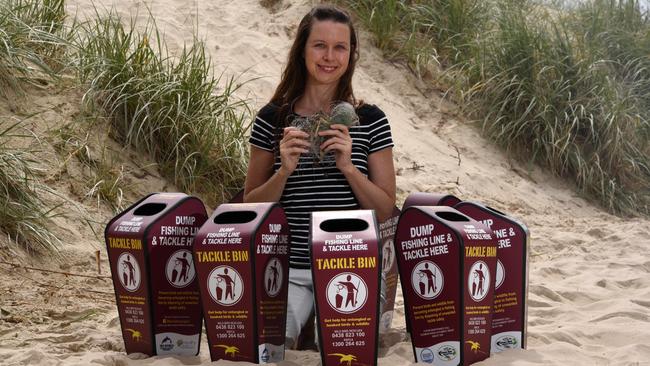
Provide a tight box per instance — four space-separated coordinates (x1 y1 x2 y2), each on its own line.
256 102 282 124
356 103 387 125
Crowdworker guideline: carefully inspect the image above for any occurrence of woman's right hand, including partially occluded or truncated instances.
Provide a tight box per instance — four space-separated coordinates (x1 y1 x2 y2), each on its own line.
279 127 310 175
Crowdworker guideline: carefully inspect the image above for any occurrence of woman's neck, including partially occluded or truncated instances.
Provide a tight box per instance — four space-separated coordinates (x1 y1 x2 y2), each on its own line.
294 82 337 116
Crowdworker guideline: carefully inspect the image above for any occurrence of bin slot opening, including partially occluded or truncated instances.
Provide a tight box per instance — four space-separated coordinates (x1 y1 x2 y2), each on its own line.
133 203 167 216
214 211 257 224
320 218 369 232
486 205 507 216
435 211 470 222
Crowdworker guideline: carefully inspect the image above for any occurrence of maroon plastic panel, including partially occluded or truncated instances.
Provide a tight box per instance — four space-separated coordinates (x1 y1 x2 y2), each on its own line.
193 203 289 363
311 210 380 366
253 206 291 362
455 202 529 353
403 192 462 210
146 197 207 355
379 207 401 332
229 190 244 204
394 206 497 365
105 193 207 356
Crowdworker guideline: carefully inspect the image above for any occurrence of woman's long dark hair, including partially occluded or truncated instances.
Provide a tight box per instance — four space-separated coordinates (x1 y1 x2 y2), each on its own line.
270 5 360 128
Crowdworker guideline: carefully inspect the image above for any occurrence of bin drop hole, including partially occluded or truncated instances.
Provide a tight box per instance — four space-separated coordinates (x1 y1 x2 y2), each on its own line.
133 203 167 216
320 219 369 232
435 211 470 222
214 211 257 224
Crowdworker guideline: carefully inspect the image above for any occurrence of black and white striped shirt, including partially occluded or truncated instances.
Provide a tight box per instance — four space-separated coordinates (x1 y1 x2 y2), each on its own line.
249 103 394 269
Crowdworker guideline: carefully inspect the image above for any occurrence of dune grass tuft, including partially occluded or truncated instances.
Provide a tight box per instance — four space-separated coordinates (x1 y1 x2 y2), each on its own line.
343 0 650 216
0 0 66 102
71 10 251 205
1 1 254 256
53 119 128 212
0 118 61 254
0 0 66 254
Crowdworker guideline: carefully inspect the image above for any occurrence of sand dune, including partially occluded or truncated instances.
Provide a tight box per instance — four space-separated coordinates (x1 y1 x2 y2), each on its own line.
1 1 649 365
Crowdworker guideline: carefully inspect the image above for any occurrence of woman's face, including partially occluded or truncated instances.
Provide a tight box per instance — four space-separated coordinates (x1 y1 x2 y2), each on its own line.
304 19 351 88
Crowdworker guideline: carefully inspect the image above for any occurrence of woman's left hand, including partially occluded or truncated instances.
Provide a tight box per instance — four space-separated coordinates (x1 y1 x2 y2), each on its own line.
319 124 354 173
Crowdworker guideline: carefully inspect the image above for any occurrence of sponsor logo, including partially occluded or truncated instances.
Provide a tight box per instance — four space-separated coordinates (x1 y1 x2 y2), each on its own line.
261 348 270 362
160 336 174 351
496 335 518 350
420 348 434 363
381 311 393 330
216 344 240 358
437 345 457 361
328 353 357 366
466 340 483 354
176 338 197 350
125 328 142 342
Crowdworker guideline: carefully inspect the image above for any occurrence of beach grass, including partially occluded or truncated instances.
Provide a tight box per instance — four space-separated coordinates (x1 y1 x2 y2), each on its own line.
1 1 253 256
52 118 128 212
0 118 62 254
346 0 407 50
83 146 126 212
343 0 650 216
0 0 67 253
71 9 251 206
0 0 66 103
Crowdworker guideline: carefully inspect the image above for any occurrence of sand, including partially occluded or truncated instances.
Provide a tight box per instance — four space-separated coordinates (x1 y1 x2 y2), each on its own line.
1 0 650 365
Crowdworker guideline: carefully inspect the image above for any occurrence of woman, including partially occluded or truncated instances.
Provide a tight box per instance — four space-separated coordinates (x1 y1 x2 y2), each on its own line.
244 4 396 348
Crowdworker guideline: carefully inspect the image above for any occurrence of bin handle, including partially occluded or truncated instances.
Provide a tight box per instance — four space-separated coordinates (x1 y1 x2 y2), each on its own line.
320 218 369 232
434 211 470 222
214 211 257 224
133 203 167 216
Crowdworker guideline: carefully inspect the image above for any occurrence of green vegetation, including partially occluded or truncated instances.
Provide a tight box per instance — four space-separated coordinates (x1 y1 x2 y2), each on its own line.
0 0 66 253
0 0 66 102
83 146 126 212
0 118 61 254
343 0 650 215
1 1 253 255
71 11 251 206
52 119 127 212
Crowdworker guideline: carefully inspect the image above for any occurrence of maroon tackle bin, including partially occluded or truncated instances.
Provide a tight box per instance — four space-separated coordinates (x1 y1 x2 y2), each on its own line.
394 206 497 365
403 192 461 210
378 207 401 332
310 210 381 366
193 203 290 363
105 193 207 356
454 201 529 353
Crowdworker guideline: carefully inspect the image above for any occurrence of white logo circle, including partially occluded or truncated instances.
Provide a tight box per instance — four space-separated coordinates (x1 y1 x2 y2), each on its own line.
208 266 243 306
495 259 505 290
382 239 395 274
326 273 368 314
411 261 444 300
165 249 195 288
264 257 283 297
117 252 141 292
468 261 490 302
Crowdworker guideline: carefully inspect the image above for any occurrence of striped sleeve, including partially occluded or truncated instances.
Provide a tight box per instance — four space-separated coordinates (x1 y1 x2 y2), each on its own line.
249 105 277 152
366 107 394 153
